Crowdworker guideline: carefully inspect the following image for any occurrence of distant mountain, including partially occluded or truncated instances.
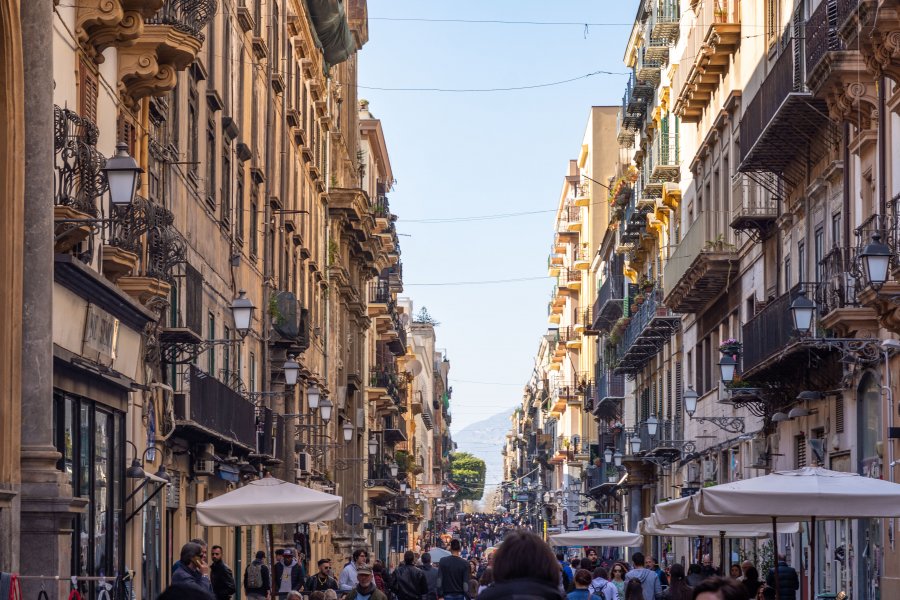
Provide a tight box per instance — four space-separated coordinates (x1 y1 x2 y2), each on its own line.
453 408 515 502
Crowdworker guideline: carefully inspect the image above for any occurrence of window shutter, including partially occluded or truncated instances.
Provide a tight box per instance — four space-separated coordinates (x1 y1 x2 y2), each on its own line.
796 434 807 468
186 264 203 336
79 60 99 124
835 395 845 433
792 3 804 90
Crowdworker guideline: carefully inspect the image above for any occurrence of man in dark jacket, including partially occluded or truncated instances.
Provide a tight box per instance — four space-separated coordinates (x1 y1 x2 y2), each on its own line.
419 553 440 600
171 542 214 598
766 554 800 600
304 558 339 593
437 539 470 600
243 551 270 600
273 548 305 598
393 550 428 600
209 545 236 600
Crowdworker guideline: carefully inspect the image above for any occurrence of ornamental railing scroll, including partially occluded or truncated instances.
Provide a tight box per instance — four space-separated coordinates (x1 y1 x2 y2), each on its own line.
54 105 107 217
145 202 187 284
108 195 152 254
145 0 218 40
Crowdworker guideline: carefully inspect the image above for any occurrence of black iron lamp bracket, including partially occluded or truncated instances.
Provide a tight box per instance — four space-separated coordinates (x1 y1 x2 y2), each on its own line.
690 416 746 434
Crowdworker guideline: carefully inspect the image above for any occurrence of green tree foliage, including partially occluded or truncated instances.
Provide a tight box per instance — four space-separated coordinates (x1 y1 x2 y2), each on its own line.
414 306 440 326
449 452 486 501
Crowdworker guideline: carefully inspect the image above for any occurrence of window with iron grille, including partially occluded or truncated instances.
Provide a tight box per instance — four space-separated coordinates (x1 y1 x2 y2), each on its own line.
835 395 845 433
795 434 806 468
766 0 780 50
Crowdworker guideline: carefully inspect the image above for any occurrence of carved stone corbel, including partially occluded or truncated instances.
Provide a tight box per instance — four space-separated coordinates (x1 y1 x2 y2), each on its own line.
76 0 143 63
117 26 201 107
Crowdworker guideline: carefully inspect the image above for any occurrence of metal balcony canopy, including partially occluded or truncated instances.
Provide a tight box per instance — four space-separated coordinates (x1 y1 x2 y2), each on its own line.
303 0 357 67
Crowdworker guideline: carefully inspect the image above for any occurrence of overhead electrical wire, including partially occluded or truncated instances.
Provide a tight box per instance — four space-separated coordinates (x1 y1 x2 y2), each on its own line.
357 69 627 93
369 17 632 26
404 276 548 287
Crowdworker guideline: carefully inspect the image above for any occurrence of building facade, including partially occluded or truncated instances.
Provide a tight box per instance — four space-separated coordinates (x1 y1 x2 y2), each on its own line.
0 1 454 598
506 1 900 597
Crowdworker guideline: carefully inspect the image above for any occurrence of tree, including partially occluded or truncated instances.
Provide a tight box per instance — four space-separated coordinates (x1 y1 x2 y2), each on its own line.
449 452 486 501
414 306 440 326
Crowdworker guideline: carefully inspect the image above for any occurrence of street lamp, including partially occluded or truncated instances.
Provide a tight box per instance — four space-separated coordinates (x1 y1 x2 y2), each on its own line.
282 355 300 386
389 461 399 477
319 398 333 423
307 384 321 410
342 420 354 442
790 290 816 334
646 415 659 437
103 142 143 206
368 436 379 456
629 434 642 455
613 450 623 467
860 233 892 289
400 481 408 493
718 355 737 384
603 447 613 464
230 290 255 337
684 386 699 417
126 458 145 479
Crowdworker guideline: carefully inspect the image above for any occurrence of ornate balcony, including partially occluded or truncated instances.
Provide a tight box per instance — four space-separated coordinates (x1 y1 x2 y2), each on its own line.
816 246 878 337
663 211 739 313
621 73 649 131
738 42 831 189
174 365 257 451
53 106 106 260
563 204 582 233
730 173 777 242
673 0 741 122
593 370 625 421
651 126 680 182
559 269 582 294
592 271 626 332
119 0 218 105
76 0 164 62
573 245 591 270
741 282 845 389
613 285 679 374
805 0 878 130
548 250 564 277
368 278 391 317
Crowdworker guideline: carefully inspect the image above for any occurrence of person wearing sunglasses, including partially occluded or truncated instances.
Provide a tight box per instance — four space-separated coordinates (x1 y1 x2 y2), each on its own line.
305 558 339 593
610 562 628 600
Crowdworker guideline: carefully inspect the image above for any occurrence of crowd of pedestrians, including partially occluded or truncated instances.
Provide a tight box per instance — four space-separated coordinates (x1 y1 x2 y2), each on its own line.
155 518 800 600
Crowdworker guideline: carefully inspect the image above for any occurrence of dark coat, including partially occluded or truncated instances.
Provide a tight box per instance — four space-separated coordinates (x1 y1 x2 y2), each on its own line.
766 562 800 600
274 561 305 592
304 573 339 592
391 563 428 600
243 560 270 595
477 578 565 600
210 560 236 600
171 562 214 598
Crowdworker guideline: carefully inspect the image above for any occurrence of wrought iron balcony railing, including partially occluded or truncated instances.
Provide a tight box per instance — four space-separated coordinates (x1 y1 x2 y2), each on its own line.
175 365 257 448
741 282 818 375
806 0 847 79
614 283 679 374
54 105 106 217
593 273 625 332
146 0 218 40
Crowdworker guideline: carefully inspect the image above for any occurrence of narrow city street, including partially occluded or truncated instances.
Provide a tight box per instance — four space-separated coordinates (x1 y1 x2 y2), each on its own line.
2 1 900 600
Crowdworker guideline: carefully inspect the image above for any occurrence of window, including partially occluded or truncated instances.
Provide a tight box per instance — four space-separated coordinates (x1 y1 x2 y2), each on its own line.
188 74 199 179
236 164 245 243
784 254 792 290
250 190 259 258
78 59 99 124
207 312 215 374
223 325 231 379
798 241 806 282
53 393 125 583
832 212 842 249
766 0 780 50
221 145 232 227
249 352 257 392
815 226 825 282
206 118 217 209
223 19 231 110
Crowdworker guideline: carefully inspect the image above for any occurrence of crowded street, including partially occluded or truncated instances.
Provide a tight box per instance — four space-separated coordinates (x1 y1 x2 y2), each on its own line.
4 0 900 599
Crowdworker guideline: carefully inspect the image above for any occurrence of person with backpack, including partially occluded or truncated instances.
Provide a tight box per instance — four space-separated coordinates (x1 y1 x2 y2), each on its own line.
588 567 616 600
304 558 339 594
568 569 601 600
244 551 270 600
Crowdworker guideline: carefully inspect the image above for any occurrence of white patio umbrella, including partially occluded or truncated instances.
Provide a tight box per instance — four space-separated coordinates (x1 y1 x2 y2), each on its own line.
639 517 800 538
196 476 342 592
672 468 900 599
196 476 342 525
549 528 642 547
427 547 451 562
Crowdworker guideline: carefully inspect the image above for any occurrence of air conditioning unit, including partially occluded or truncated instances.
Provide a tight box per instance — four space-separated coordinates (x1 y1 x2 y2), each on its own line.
194 460 216 476
297 452 312 476
686 463 701 484
195 443 215 459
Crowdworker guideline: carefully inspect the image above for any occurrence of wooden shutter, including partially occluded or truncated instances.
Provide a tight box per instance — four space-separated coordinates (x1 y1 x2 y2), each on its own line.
79 59 99 123
185 264 203 336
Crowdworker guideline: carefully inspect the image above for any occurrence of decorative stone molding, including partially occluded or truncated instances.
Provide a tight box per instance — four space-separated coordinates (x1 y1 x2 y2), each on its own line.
809 51 880 129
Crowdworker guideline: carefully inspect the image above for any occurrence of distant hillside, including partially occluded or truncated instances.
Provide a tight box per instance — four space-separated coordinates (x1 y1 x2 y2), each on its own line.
453 408 515 502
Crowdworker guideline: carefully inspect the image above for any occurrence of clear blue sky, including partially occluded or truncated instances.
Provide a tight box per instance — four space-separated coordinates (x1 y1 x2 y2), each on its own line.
358 1 640 434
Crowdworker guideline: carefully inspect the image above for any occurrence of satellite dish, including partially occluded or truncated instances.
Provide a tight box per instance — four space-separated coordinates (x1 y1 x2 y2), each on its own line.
405 359 423 377
400 313 411 327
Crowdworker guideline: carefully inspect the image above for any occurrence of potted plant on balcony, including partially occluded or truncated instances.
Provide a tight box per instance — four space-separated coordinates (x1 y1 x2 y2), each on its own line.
719 338 742 357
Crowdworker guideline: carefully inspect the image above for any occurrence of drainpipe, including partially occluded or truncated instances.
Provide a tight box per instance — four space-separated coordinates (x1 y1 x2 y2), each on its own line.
879 75 887 217
261 0 275 412
843 121 850 264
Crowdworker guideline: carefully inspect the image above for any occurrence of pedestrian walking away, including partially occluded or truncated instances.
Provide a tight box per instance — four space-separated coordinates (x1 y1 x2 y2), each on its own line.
244 551 271 600
391 550 428 600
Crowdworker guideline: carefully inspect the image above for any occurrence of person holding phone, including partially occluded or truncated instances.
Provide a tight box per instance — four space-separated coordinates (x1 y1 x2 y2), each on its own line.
171 542 214 597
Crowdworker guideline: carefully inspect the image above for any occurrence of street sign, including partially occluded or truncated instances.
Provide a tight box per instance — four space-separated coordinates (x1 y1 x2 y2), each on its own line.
344 503 363 526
